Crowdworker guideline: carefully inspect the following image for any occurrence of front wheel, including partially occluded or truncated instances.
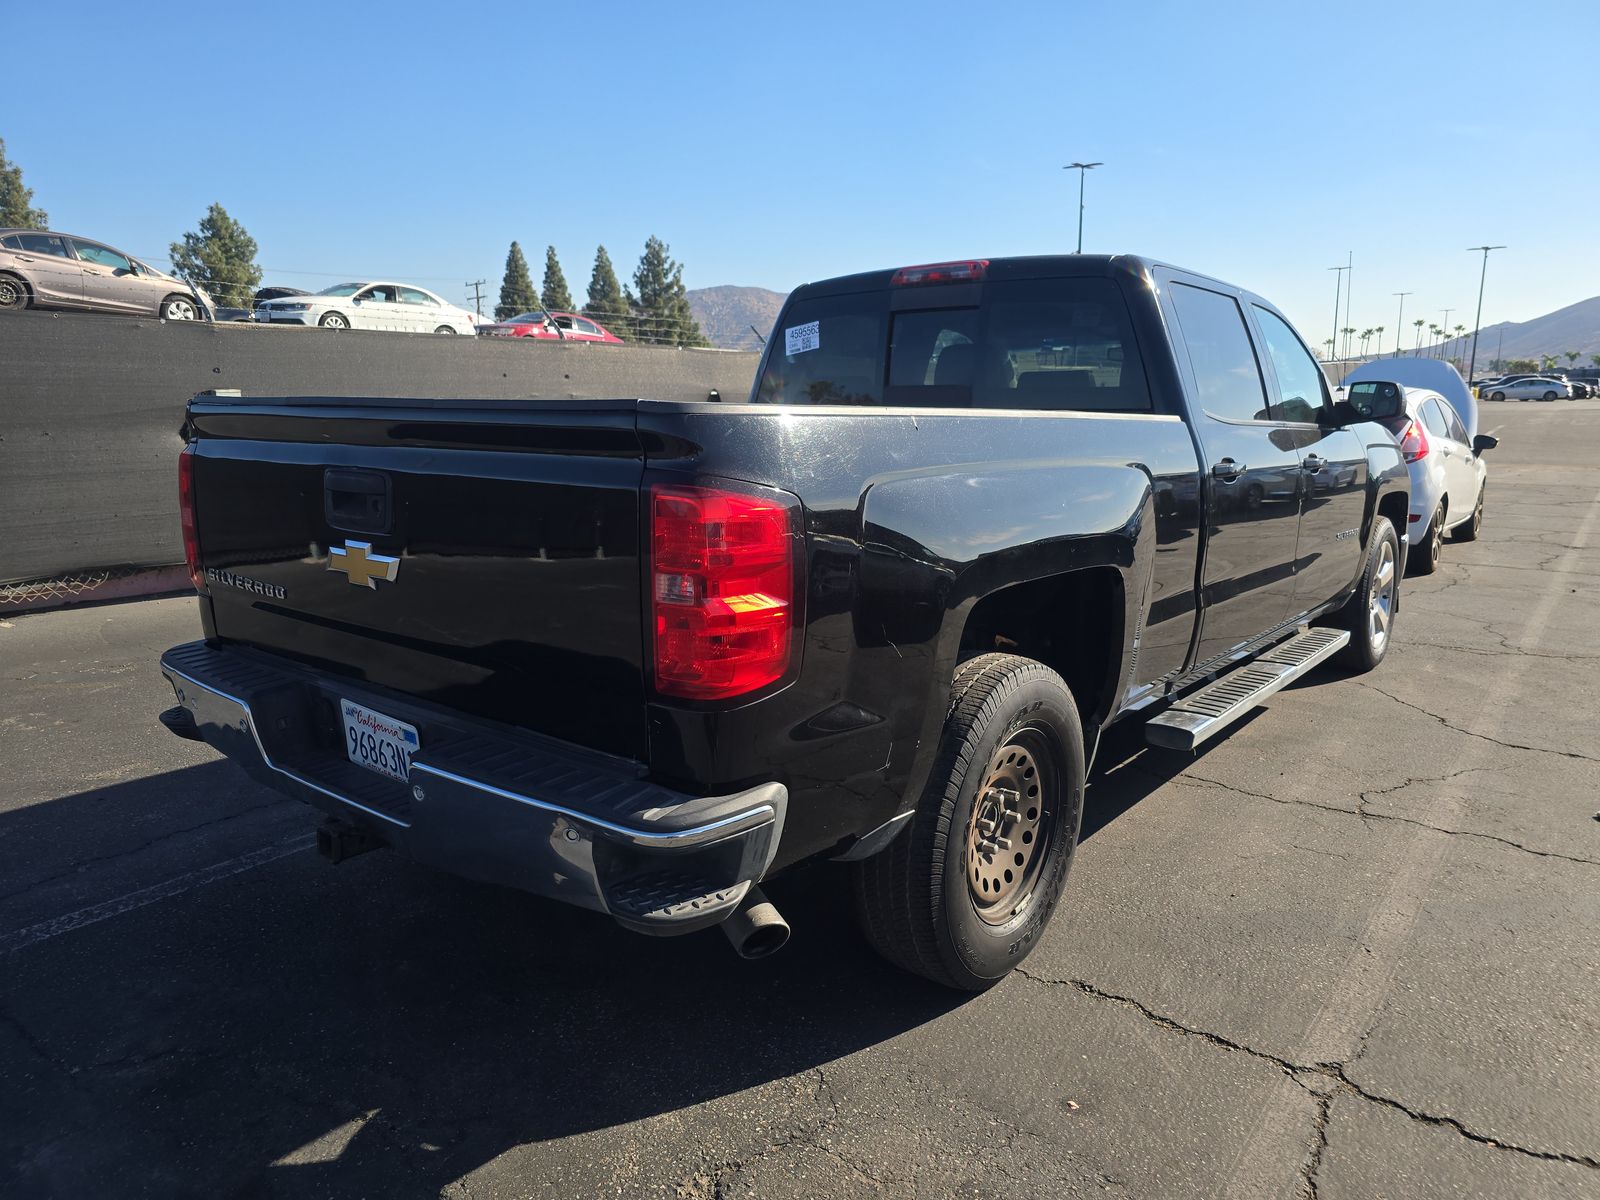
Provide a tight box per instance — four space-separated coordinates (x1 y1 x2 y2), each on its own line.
434 325 456 334
1335 515 1400 672
1410 507 1443 575
853 653 1085 990
161 294 199 321
1490 391 1506 401
319 312 349 329
1454 485 1484 542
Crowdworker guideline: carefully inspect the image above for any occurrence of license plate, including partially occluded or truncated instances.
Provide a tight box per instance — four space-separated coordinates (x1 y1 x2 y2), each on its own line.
340 699 419 783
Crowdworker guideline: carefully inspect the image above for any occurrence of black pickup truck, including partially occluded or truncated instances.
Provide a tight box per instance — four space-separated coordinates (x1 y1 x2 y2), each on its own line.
159 255 1410 989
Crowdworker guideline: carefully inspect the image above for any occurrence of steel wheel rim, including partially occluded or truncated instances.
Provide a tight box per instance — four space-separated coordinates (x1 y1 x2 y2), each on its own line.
325 315 346 328
1430 519 1442 565
0 281 18 306
965 726 1057 926
166 299 195 320
1369 539 1396 651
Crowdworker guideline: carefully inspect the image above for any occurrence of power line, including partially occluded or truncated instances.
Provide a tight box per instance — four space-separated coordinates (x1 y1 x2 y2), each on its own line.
465 279 487 319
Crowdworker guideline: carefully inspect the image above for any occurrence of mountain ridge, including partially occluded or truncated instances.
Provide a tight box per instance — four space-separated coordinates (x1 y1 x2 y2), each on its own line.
686 285 787 351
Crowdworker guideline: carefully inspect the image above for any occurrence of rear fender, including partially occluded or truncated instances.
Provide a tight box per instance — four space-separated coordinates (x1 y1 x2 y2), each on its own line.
857 462 1156 814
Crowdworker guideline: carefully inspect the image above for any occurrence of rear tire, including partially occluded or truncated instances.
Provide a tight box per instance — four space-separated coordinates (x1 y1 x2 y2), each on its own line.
1454 485 1484 542
853 653 1085 991
1542 390 1557 402
0 272 29 310
1335 516 1400 672
1410 507 1443 575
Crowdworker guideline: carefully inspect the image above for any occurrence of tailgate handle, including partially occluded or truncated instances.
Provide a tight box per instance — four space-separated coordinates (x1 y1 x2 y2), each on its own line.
324 468 392 536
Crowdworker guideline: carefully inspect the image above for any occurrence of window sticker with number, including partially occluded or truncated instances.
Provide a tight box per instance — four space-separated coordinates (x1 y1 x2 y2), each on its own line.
784 320 820 356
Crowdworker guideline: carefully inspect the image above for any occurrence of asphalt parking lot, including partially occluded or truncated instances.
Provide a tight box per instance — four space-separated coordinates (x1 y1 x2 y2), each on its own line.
2 399 1597 1199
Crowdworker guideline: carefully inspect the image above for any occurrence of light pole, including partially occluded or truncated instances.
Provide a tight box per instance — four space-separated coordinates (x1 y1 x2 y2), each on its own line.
1064 162 1102 254
1466 245 1506 385
1328 264 1349 362
1392 292 1412 358
1438 309 1454 362
1343 251 1353 360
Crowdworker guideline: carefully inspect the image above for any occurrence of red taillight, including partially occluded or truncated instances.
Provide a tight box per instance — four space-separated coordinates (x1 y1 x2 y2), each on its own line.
890 259 989 287
1398 417 1430 463
650 482 800 701
178 445 206 593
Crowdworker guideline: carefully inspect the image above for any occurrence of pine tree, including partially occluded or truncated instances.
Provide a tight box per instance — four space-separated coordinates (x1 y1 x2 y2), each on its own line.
168 203 261 309
540 245 574 312
495 241 538 320
582 245 631 339
0 138 47 228
631 236 706 348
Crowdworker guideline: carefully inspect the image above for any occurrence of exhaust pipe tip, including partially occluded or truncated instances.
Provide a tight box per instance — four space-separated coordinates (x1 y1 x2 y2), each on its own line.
720 885 790 960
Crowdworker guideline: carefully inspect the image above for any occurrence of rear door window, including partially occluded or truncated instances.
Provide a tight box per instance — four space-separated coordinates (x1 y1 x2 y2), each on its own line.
755 276 1150 411
1168 283 1271 422
12 232 72 258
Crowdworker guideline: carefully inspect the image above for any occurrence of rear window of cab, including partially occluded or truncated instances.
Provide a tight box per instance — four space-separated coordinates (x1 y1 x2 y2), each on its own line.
754 276 1151 412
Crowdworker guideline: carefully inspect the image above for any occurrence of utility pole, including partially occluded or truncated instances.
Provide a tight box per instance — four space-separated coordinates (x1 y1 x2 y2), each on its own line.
1465 245 1505 385
1328 264 1349 362
465 279 487 319
1392 292 1412 358
1063 162 1102 254
1343 251 1353 361
1438 308 1454 362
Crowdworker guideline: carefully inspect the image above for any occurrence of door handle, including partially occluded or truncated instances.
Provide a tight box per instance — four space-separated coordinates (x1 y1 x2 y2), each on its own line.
1211 459 1246 480
1302 454 1326 473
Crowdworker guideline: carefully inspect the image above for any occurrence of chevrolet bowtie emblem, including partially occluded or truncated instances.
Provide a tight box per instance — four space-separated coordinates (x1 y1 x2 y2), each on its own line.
328 541 400 588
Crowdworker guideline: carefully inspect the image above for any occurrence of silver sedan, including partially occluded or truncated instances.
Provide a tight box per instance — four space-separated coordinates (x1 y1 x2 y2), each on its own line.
0 228 212 319
1386 386 1496 573
1483 377 1572 401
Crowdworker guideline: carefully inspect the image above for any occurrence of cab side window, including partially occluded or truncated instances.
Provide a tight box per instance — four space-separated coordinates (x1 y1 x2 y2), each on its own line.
1252 305 1329 424
1169 283 1271 422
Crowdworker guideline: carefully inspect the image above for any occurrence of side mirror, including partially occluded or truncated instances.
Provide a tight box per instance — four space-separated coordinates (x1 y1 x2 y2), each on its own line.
1344 380 1403 422
1472 433 1499 455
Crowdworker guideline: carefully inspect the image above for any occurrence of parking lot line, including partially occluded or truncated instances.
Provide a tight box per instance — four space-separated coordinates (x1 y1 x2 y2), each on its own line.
0 831 315 956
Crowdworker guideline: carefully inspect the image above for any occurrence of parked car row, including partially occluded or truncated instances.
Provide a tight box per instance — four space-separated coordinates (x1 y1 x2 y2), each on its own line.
1472 374 1584 400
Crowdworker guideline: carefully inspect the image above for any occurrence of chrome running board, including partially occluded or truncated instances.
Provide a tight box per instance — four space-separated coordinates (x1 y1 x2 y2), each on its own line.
1145 628 1350 752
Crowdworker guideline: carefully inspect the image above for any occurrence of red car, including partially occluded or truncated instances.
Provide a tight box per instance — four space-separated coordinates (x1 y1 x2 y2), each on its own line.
478 310 623 343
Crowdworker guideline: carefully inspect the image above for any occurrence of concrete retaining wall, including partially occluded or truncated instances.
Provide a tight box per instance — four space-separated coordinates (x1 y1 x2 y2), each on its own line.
0 311 759 584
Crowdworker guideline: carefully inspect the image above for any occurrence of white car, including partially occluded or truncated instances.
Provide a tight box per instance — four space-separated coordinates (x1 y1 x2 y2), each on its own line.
1383 385 1496 574
255 281 478 334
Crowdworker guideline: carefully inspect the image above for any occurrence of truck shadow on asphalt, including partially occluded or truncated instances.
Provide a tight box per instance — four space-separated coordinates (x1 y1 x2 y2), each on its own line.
1 727 1221 1195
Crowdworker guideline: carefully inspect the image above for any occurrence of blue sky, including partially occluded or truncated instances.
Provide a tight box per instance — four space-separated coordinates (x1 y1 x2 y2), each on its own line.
8 0 1597 346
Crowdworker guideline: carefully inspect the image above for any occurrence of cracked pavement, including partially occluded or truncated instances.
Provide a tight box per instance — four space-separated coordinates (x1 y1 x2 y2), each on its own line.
2 401 1597 1197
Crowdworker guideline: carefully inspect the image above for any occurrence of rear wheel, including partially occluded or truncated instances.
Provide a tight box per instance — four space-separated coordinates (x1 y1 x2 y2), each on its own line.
319 312 349 329
160 294 199 321
0 272 29 309
853 653 1085 991
1335 516 1400 672
1454 485 1484 542
1411 507 1443 575
1542 390 1558 402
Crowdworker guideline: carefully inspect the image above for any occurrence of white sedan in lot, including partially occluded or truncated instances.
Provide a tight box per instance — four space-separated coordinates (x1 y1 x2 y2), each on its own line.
255 282 479 334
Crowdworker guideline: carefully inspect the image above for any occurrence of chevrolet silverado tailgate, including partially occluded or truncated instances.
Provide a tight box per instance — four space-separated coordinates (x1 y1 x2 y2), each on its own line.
186 396 649 759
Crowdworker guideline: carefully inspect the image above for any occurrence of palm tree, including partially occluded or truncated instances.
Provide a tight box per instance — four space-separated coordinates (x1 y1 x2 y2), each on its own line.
1590 353 1600 368
1453 325 1466 365
1413 318 1426 355
1427 325 1442 359
1342 327 1357 360
1565 350 1580 368
1541 354 1557 372
1323 338 1335 360
1374 325 1385 356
